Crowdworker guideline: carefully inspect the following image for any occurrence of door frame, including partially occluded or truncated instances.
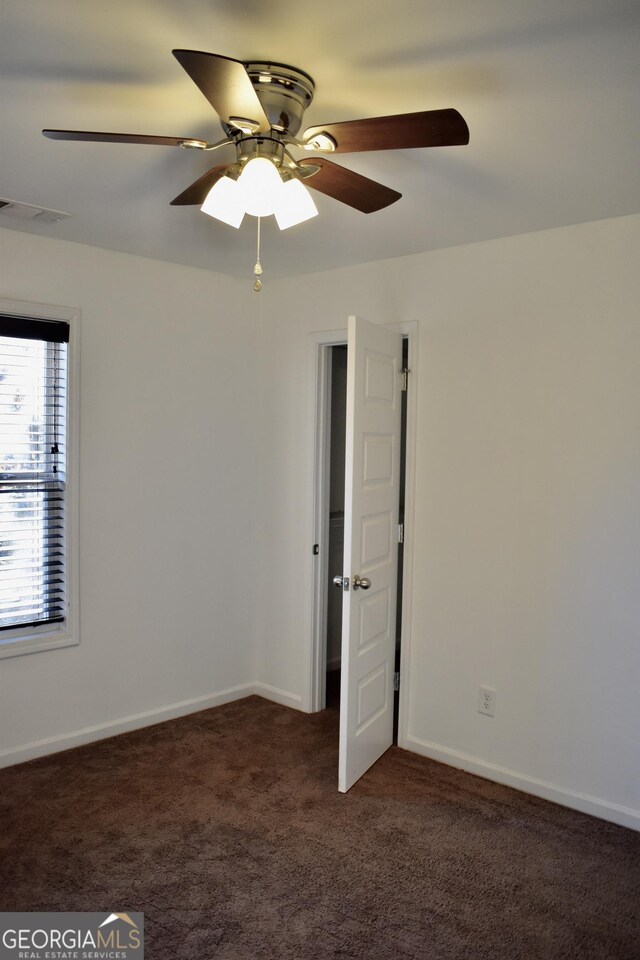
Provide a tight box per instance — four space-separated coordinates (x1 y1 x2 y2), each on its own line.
304 319 418 752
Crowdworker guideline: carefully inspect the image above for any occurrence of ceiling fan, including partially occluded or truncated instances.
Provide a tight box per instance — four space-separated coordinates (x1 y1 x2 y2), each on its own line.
42 50 470 222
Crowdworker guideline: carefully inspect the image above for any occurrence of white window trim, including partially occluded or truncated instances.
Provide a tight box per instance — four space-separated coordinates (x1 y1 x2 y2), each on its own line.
0 297 80 659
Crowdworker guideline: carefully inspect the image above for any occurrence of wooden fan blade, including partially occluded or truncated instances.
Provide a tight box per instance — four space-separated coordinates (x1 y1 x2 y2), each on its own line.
170 164 234 206
173 50 270 134
298 158 401 213
42 129 207 147
303 109 469 153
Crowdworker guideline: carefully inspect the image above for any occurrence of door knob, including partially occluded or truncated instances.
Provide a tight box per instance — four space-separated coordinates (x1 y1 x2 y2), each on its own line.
352 575 371 590
333 575 349 590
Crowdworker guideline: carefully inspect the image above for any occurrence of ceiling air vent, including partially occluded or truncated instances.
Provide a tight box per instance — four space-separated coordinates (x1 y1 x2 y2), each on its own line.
0 199 70 224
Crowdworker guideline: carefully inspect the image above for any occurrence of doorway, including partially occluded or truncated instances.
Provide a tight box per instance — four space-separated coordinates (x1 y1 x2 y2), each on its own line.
309 327 413 753
325 344 348 710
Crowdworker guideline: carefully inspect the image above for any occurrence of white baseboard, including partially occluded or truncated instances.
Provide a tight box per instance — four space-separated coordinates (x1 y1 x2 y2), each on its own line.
403 733 640 833
6 692 635 832
251 682 303 710
0 682 305 769
0 683 258 769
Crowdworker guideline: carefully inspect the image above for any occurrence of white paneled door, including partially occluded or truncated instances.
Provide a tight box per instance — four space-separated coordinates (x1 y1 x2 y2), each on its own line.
338 316 403 792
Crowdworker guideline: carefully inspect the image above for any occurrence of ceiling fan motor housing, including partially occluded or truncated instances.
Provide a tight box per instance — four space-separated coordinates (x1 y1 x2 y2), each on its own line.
222 62 315 137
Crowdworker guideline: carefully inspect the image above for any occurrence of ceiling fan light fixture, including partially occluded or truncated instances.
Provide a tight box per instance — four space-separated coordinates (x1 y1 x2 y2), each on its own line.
237 156 283 217
274 178 318 230
201 176 245 228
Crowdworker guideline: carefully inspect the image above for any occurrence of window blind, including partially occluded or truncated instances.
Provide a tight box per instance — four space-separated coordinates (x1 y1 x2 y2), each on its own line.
0 315 69 631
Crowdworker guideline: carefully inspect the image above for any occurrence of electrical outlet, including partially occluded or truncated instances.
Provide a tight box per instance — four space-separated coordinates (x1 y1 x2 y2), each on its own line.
478 686 496 717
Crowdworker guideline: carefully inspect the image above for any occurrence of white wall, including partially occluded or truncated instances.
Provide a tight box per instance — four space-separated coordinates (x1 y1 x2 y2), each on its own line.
2 215 638 831
0 228 262 763
257 214 640 830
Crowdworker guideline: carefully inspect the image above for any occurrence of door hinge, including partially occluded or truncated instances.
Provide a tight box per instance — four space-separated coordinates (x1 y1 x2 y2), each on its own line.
400 367 410 391
397 523 404 544
393 671 400 692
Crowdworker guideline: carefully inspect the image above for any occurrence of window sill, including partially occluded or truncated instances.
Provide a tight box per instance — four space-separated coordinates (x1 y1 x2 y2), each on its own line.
0 628 79 660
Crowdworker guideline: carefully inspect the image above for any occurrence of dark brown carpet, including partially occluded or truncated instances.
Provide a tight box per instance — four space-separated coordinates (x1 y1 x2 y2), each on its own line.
1 696 639 960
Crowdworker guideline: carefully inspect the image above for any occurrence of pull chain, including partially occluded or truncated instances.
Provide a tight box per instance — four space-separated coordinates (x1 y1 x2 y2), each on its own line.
253 217 263 292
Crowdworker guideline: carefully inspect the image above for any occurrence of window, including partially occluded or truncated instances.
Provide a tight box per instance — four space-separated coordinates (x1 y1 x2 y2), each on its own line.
0 302 78 658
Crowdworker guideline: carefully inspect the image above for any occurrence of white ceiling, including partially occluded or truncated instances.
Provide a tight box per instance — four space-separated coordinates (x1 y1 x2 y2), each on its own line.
1 0 638 279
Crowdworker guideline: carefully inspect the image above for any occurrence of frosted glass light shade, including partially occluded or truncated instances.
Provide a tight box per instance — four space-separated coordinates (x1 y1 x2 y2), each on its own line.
274 178 319 230
238 157 283 217
201 159 319 231
201 177 245 228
